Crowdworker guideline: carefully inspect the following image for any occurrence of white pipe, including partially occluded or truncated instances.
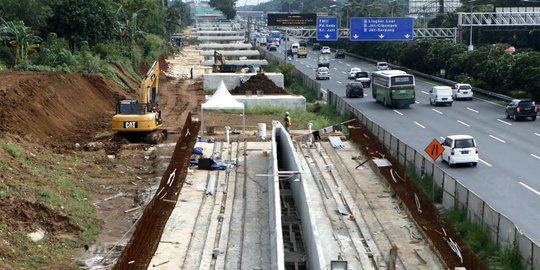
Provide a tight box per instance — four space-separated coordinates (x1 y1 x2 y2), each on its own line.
225 126 231 144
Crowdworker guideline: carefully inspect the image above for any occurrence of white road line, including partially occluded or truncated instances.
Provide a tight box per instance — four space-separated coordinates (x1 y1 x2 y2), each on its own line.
439 136 445 140
342 71 347 74
414 121 426 128
334 67 338 71
535 133 540 137
415 101 420 104
421 91 429 95
467 107 479 113
519 182 540 196
489 135 506 143
497 119 512 126
457 120 471 127
337 81 342 84
479 158 492 167
432 108 443 115
531 154 540 160
346 63 351 67
393 110 403 116
338 61 343 64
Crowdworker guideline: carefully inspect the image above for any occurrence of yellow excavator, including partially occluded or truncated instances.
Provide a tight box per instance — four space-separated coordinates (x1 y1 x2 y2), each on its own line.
111 60 167 144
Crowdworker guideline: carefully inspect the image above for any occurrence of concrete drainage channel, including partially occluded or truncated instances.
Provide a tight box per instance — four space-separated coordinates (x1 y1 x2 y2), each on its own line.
279 175 307 269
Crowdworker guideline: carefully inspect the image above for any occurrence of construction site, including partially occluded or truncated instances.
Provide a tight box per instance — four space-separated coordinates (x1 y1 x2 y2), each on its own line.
0 5 491 270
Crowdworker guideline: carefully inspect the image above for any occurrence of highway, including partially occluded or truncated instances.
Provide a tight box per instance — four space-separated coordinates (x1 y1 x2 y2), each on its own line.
266 43 540 243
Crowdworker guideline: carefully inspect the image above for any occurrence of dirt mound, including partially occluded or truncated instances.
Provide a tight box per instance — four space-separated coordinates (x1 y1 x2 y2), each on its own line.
0 196 81 235
0 71 133 148
229 73 286 95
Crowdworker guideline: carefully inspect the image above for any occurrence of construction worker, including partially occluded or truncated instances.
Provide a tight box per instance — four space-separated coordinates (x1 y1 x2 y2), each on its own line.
284 112 291 133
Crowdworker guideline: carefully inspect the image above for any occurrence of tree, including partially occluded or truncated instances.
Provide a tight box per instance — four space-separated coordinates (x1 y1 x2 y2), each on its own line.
209 0 237 20
0 19 42 65
47 0 117 49
0 0 59 34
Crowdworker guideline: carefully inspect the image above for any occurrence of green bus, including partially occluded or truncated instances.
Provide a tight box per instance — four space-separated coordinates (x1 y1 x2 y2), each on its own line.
371 70 416 108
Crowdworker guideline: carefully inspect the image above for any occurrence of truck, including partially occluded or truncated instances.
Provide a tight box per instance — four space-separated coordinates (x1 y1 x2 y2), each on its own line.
318 55 330 68
297 47 307 58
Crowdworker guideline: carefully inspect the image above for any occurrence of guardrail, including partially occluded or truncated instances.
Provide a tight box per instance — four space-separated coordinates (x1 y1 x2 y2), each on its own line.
327 91 539 269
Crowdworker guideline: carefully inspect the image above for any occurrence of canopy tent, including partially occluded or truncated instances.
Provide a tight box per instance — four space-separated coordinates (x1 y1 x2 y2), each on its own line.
201 80 245 135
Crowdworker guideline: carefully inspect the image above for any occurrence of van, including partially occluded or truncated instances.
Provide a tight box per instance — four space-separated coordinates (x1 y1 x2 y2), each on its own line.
441 135 479 167
317 55 330 68
291 42 299 54
429 86 453 106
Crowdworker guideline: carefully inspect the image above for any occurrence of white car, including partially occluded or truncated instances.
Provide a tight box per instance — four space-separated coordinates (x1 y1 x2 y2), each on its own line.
348 67 362 79
452 83 473 100
376 61 389 70
321 46 331 54
316 67 330 80
441 135 479 167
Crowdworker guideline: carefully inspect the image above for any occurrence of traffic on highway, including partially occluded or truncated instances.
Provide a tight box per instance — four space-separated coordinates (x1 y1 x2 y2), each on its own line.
264 40 540 242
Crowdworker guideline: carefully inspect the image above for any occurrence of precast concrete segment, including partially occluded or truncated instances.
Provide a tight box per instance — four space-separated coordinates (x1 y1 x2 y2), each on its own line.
114 113 200 270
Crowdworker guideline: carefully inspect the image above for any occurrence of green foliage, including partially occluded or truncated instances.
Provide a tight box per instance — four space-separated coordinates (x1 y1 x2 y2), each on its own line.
74 43 104 74
140 34 166 64
48 0 116 48
405 163 442 203
209 0 237 20
445 207 523 270
4 142 22 159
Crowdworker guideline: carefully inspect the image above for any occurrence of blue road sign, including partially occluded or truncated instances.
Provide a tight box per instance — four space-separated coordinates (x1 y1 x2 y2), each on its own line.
350 17 414 41
317 17 338 41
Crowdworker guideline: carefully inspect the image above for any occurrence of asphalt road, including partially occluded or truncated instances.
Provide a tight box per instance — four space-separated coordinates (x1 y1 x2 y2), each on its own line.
266 43 540 243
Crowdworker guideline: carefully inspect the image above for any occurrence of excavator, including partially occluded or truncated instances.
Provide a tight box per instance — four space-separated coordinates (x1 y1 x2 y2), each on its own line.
111 60 167 144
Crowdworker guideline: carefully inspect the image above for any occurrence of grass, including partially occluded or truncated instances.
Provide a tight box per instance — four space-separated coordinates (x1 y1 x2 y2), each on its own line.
405 163 442 203
445 207 523 270
0 138 100 269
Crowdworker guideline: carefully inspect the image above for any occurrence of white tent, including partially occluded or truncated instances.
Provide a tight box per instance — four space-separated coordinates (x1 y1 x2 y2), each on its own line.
201 80 245 135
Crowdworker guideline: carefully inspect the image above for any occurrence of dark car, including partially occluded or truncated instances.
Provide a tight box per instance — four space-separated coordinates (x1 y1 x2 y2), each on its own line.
505 99 538 121
346 82 364 98
354 71 371 88
313 43 322 51
268 44 278 51
335 49 345 58
298 39 308 47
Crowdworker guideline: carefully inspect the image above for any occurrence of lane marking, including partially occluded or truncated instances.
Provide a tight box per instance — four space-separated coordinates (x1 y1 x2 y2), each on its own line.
333 67 338 71
346 63 351 67
535 133 540 137
531 154 540 160
439 136 445 140
421 91 429 95
467 107 479 113
337 81 342 84
414 121 426 129
415 101 420 104
497 119 512 126
479 158 492 167
489 135 506 143
432 108 443 115
519 182 540 196
341 71 347 74
457 120 471 127
393 110 403 116
338 61 343 64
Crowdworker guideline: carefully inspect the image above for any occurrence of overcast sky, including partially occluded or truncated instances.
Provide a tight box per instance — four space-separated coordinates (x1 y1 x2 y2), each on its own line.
236 0 272 6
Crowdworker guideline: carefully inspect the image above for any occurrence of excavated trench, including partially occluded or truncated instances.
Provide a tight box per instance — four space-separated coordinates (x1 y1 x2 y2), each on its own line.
347 119 488 270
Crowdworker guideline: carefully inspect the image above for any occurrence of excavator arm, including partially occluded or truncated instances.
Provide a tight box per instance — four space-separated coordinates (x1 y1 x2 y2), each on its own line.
139 60 159 113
